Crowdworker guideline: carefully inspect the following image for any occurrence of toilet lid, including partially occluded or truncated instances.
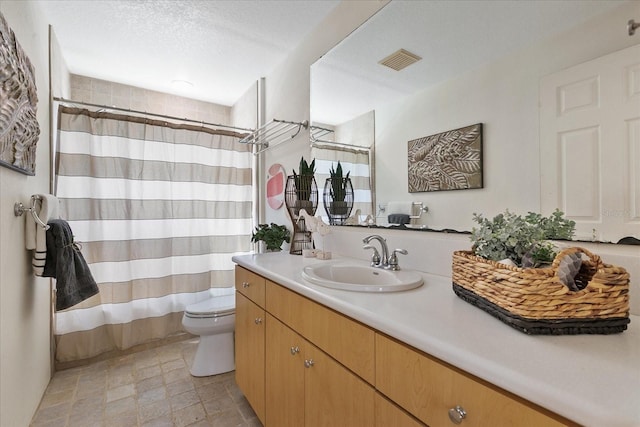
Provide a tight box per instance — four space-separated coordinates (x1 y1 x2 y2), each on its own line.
185 294 235 318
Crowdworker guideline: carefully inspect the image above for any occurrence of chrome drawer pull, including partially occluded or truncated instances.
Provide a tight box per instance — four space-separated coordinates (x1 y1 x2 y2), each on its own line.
448 405 466 424
242 281 250 288
254 317 263 325
290 346 300 355
304 359 314 368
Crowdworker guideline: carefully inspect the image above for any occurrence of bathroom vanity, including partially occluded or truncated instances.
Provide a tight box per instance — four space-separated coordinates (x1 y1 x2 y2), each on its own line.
232 253 640 427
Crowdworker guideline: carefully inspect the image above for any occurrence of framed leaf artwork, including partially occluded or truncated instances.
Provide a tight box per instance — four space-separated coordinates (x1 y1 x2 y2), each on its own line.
407 123 483 192
0 12 40 176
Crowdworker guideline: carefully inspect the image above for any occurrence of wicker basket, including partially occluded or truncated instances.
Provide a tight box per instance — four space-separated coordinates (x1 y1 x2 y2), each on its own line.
452 247 630 335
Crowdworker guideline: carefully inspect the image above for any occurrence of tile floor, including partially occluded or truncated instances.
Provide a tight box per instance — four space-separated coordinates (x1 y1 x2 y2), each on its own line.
30 338 261 427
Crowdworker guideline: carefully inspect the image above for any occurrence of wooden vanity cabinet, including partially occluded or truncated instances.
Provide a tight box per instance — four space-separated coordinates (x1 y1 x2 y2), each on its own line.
234 267 266 424
235 265 574 427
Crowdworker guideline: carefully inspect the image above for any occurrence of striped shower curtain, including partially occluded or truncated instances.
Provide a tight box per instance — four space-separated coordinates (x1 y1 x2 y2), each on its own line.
53 106 252 363
313 143 374 222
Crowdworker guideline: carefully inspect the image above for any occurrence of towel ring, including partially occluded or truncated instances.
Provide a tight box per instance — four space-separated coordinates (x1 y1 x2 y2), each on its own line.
14 195 50 230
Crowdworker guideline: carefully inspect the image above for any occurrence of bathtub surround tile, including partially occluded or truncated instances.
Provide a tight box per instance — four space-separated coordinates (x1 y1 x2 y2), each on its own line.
31 339 260 426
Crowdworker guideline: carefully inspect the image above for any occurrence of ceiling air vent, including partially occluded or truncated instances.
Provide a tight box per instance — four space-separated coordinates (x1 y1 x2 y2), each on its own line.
379 48 422 71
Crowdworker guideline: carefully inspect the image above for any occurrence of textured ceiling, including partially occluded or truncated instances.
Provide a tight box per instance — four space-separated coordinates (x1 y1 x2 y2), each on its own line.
38 0 341 106
37 0 628 117
311 0 628 125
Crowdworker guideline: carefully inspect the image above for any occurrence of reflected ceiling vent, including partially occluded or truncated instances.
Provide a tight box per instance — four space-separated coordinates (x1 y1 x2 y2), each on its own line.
379 48 422 71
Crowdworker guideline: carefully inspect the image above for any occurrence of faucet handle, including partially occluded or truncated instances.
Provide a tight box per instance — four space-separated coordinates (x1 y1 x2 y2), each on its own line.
387 248 408 271
363 244 381 266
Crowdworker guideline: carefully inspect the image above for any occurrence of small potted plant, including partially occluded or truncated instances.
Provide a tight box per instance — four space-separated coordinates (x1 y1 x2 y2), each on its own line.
291 156 316 215
470 209 575 267
250 223 291 252
324 161 353 222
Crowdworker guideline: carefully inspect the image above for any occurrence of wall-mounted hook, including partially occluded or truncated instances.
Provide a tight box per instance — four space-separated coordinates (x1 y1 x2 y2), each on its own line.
14 196 50 229
628 19 639 36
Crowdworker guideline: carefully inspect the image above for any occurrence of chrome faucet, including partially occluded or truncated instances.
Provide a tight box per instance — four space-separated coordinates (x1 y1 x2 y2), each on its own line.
362 235 389 268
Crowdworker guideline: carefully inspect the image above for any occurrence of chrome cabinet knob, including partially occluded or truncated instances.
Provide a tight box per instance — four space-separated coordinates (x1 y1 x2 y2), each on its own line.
242 281 250 288
254 317 262 325
290 346 300 355
304 359 314 368
448 405 467 424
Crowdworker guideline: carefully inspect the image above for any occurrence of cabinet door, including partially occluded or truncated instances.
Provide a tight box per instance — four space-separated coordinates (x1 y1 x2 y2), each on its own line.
304 341 375 427
375 393 425 427
235 292 265 424
265 315 305 427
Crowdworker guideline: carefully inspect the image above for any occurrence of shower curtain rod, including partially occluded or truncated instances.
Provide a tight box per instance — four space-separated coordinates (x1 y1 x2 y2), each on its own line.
53 97 255 133
311 139 371 153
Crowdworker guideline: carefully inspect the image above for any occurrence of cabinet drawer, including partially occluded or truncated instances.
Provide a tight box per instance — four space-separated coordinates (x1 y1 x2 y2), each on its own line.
375 334 570 427
235 265 265 306
266 280 375 385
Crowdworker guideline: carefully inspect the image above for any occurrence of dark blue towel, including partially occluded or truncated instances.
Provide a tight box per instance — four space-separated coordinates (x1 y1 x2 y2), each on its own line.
43 219 99 311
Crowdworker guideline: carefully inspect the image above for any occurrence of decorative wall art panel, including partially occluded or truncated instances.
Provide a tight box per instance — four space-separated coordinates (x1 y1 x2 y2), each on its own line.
0 12 40 175
408 123 483 192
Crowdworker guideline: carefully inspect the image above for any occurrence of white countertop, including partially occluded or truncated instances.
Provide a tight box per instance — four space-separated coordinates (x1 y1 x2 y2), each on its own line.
232 252 640 427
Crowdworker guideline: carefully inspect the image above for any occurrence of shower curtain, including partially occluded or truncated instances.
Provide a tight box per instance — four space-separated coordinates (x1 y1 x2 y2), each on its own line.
313 144 373 222
53 106 252 363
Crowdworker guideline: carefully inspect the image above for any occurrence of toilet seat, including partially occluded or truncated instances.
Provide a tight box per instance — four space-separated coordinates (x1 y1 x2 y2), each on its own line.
184 294 235 319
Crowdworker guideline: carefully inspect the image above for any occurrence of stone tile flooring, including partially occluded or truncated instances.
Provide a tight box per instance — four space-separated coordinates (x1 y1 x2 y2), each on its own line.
30 338 261 427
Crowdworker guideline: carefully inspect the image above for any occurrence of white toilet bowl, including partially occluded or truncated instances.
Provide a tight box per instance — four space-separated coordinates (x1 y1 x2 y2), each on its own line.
182 291 235 377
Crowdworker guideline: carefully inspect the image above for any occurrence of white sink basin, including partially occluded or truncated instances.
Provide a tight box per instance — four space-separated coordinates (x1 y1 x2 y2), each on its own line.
302 260 424 292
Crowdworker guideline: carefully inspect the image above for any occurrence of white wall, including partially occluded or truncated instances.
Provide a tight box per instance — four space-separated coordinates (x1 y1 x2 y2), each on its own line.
375 2 640 233
0 2 53 426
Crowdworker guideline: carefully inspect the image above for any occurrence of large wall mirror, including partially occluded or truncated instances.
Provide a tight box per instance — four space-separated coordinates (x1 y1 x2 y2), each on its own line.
310 0 638 244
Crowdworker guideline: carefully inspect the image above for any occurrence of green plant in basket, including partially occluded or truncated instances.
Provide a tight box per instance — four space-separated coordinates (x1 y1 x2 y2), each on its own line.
292 157 315 201
470 209 575 267
251 223 291 251
329 161 351 202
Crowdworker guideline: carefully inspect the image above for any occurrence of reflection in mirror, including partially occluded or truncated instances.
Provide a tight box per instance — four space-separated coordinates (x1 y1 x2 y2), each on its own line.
310 0 636 242
310 110 375 225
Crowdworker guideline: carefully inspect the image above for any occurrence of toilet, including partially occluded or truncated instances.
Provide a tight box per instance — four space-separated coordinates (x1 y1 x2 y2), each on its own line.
182 288 235 377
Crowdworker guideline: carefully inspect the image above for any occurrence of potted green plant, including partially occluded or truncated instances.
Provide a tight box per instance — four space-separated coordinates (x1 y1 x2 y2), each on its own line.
293 157 315 200
250 223 291 252
291 156 316 214
470 209 575 267
326 161 351 216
